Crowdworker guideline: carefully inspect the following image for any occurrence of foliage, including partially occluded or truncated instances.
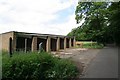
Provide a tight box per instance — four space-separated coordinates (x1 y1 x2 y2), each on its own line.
108 2 120 46
2 52 79 80
45 59 78 79
68 2 120 46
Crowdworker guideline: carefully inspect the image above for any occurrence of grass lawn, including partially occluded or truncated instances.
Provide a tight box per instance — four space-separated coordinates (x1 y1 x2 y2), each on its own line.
76 42 104 49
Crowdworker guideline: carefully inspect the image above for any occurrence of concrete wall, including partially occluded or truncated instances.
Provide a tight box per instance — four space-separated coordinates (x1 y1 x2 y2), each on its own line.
1 32 14 51
56 37 60 51
31 37 37 51
46 36 51 52
0 31 76 52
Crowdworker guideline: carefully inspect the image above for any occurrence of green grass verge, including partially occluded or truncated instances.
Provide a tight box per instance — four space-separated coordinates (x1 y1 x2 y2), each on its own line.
76 43 104 49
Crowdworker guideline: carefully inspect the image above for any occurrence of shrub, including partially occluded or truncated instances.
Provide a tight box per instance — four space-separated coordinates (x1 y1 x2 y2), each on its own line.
2 52 79 80
45 59 78 79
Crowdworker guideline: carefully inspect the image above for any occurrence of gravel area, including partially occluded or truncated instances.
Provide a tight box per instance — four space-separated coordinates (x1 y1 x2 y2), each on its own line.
51 48 101 75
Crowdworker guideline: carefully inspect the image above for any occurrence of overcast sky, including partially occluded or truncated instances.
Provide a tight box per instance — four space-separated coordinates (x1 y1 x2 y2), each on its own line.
0 0 84 35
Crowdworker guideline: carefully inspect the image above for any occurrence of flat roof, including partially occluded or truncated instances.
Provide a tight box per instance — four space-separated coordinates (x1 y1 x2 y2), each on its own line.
1 31 74 38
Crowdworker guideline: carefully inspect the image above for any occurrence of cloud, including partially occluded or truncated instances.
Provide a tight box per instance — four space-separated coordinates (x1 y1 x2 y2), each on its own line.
0 0 79 35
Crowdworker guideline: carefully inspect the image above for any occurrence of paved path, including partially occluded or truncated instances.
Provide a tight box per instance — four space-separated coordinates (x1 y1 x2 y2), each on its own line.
81 46 118 78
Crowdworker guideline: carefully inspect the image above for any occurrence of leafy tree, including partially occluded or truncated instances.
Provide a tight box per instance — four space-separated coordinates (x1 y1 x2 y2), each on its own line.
68 2 120 45
108 2 120 45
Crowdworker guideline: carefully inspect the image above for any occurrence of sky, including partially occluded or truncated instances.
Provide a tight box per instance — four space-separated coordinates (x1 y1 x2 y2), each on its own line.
0 0 84 35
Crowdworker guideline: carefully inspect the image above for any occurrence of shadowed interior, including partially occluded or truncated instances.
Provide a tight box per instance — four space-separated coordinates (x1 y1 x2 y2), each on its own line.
37 38 47 51
60 38 64 49
71 38 74 47
51 38 57 51
66 38 69 48
16 37 32 51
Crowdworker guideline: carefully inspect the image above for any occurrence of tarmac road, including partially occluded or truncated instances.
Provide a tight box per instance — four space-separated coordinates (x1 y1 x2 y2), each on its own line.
81 45 118 78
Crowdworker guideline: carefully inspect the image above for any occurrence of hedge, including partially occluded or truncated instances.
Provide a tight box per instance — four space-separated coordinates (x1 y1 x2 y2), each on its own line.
2 51 79 80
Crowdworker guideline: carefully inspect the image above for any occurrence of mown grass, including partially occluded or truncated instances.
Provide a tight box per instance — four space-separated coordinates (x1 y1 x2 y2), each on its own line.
2 51 79 80
76 42 104 49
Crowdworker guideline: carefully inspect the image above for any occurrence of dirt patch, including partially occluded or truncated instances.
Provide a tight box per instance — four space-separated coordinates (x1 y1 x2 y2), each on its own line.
51 48 100 77
72 60 84 76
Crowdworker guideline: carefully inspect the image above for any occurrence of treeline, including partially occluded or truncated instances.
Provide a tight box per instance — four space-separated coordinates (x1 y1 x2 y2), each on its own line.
68 2 120 46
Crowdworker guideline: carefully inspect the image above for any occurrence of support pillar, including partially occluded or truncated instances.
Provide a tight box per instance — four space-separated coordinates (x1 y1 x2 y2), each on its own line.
32 37 37 51
25 38 27 52
64 37 66 49
56 37 60 51
69 38 71 48
46 36 51 52
73 37 76 47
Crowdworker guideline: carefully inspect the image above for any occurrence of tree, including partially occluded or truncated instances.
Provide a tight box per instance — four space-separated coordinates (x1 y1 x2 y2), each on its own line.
69 2 110 42
68 2 120 45
108 2 120 45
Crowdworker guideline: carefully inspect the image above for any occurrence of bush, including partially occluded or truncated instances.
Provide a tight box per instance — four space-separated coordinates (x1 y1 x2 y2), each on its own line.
46 59 78 79
2 52 79 80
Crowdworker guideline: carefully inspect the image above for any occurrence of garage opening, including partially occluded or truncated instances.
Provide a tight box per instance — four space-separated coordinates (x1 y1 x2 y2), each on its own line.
51 38 57 51
16 37 32 51
71 38 74 47
16 37 25 51
37 38 47 51
27 38 32 51
66 38 69 48
60 38 64 49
